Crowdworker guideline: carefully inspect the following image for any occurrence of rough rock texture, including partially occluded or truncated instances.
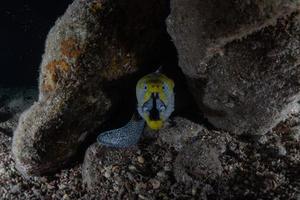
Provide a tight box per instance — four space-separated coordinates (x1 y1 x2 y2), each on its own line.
159 117 205 151
82 131 184 199
167 0 300 135
12 0 170 177
82 117 234 198
160 118 237 184
81 116 300 199
82 144 137 193
173 130 232 184
0 115 298 199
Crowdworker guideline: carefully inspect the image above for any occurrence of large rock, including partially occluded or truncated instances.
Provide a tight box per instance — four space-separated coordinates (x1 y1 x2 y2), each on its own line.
82 143 137 194
159 118 236 184
173 130 233 184
167 0 300 135
82 141 176 199
12 0 170 177
158 117 205 151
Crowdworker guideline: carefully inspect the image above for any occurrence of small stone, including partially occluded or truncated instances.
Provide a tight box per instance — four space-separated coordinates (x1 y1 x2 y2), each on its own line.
0 167 6 174
290 128 300 142
157 171 166 178
112 165 120 173
128 165 136 171
137 156 145 164
63 194 70 200
277 144 287 157
104 171 111 178
115 177 123 185
164 165 172 171
10 184 21 194
192 187 197 196
135 182 147 192
165 153 172 162
258 135 268 144
138 194 148 200
113 185 119 192
47 184 55 190
127 172 135 181
149 179 160 189
59 184 67 190
32 188 41 197
40 177 47 183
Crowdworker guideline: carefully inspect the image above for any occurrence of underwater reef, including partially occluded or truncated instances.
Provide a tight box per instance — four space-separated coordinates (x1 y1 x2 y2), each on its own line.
0 0 299 199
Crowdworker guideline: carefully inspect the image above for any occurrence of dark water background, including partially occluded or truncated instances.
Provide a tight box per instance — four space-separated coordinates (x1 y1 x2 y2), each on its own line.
0 0 73 87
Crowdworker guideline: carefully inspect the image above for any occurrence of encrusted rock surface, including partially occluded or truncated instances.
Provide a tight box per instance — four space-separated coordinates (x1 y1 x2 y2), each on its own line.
82 116 300 199
82 143 137 193
12 0 170 177
159 117 205 151
167 0 300 135
173 130 233 184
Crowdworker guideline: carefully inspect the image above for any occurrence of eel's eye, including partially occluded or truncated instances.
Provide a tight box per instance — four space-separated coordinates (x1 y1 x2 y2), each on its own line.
162 83 168 91
144 85 147 91
159 104 166 112
142 107 149 112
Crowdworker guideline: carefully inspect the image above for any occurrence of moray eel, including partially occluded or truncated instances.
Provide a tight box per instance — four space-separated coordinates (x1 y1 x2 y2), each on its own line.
97 70 175 148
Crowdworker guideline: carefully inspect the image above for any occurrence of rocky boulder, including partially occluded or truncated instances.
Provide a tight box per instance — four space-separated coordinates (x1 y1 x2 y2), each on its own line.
167 0 300 135
82 117 241 198
12 0 170 177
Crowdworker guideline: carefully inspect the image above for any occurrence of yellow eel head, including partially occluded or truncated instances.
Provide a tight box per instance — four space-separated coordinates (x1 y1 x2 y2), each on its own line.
136 72 175 130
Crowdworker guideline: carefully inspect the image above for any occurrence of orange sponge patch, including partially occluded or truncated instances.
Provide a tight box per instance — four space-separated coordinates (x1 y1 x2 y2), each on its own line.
101 53 138 81
42 60 70 92
90 0 103 14
61 38 82 59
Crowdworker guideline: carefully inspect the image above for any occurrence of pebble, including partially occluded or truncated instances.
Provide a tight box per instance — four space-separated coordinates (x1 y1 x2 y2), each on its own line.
290 128 300 142
138 194 148 200
128 165 137 171
47 184 55 190
0 167 6 174
113 185 119 192
165 153 172 162
63 194 70 200
277 145 287 156
192 187 197 196
104 171 111 178
135 182 147 192
10 184 21 194
157 171 166 178
32 188 41 197
258 135 268 144
114 177 123 185
149 179 160 189
127 172 135 181
112 165 120 173
164 165 172 171
59 184 67 190
137 156 145 164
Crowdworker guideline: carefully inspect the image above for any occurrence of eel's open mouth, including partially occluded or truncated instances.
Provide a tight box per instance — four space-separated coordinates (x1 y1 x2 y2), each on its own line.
149 93 160 121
